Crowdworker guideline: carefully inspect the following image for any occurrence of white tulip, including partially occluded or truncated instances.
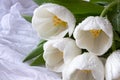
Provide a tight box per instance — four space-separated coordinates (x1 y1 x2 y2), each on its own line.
43 38 81 72
73 16 113 55
106 50 120 80
32 3 76 40
63 53 104 80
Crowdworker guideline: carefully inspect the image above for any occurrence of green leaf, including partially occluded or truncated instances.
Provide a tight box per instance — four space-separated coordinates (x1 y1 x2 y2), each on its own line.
90 0 113 3
30 54 45 66
22 15 32 22
114 31 120 42
23 44 44 62
107 1 120 32
113 31 120 50
115 41 120 49
37 40 47 47
34 0 104 15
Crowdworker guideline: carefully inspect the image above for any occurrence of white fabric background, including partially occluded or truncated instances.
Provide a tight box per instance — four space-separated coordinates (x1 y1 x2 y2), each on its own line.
0 0 61 80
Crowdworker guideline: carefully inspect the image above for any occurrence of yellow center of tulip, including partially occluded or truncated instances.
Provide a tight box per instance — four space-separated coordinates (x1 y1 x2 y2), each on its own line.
81 70 91 73
90 29 101 38
53 16 67 27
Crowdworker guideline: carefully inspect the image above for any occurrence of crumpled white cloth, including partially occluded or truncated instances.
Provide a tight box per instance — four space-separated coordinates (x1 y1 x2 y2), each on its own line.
0 60 61 80
0 0 61 80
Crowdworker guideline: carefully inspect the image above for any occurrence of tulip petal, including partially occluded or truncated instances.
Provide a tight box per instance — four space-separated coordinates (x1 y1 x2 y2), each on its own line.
43 38 81 72
43 3 76 37
44 48 63 66
74 16 113 55
32 3 75 40
63 53 104 80
106 50 120 80
53 38 81 63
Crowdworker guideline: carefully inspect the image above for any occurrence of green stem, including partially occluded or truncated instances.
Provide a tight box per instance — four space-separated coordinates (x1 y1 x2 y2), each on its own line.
100 0 120 17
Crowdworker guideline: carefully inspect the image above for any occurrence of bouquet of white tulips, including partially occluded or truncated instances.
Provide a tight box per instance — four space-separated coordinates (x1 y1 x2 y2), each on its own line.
23 0 120 80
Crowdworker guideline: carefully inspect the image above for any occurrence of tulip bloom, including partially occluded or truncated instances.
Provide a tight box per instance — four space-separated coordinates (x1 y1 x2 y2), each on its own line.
43 38 81 72
106 50 120 80
32 3 76 40
74 16 113 55
63 53 104 80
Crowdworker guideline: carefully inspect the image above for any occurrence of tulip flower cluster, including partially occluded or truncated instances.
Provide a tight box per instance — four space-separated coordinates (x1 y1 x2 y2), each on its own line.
31 2 120 80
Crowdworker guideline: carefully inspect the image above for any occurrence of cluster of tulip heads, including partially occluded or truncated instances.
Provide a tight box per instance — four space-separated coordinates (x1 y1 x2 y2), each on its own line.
32 3 120 80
